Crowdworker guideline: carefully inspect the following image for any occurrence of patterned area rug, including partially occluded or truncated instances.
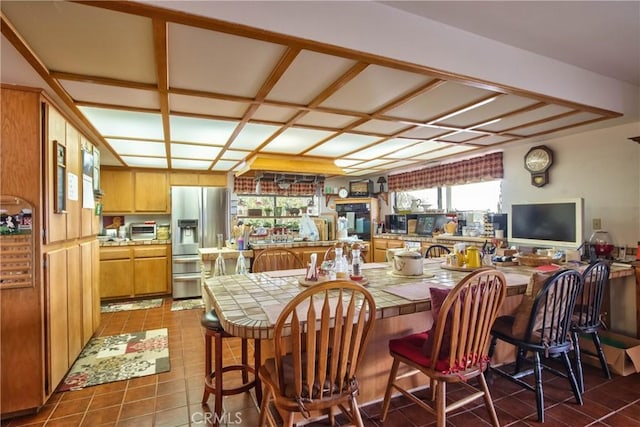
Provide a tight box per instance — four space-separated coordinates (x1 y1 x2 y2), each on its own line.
100 298 163 313
58 328 170 391
171 298 205 311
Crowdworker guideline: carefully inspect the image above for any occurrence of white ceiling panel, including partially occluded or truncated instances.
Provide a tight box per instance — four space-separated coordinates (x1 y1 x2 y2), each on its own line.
352 119 413 135
511 111 603 136
295 111 360 128
251 104 299 122
439 94 539 127
122 156 168 168
2 1 156 83
169 116 237 144
306 133 383 157
376 160 422 170
106 139 166 157
221 150 251 161
60 80 160 110
169 94 249 118
266 49 357 104
319 65 432 113
170 143 222 160
348 138 422 160
466 135 515 146
168 23 287 97
262 127 335 153
350 158 395 169
213 160 240 171
397 126 450 140
171 159 213 170
387 81 495 121
230 123 282 150
438 130 488 143
79 107 164 140
479 105 574 132
385 140 451 159
414 145 477 160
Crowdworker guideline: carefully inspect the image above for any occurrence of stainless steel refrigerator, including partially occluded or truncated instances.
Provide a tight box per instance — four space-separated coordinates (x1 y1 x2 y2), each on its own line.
171 186 228 299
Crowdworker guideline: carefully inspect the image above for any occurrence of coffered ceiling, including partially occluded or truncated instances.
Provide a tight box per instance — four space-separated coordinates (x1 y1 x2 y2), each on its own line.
0 1 626 177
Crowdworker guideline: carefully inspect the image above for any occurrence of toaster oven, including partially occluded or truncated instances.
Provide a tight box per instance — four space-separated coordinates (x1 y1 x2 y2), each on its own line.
130 223 157 240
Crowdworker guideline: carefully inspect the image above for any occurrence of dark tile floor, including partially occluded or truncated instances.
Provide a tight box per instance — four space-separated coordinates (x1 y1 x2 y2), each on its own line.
2 296 639 426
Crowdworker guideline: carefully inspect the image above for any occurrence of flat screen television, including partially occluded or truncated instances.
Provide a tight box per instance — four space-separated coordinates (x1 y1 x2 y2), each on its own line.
508 198 583 248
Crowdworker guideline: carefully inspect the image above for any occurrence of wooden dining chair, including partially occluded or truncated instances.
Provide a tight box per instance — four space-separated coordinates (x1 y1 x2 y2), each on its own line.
488 269 583 422
252 247 304 273
572 261 611 392
258 280 376 427
380 268 507 427
424 244 451 258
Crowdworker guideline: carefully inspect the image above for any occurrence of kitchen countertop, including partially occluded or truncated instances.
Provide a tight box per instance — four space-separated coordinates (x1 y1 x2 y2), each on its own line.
249 239 366 249
98 239 171 247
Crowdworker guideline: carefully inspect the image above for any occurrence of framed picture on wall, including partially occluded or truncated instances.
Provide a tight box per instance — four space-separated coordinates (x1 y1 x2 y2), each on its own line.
54 141 66 213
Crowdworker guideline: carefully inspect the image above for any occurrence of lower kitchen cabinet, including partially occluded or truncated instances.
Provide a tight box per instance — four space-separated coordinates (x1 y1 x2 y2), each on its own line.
100 244 170 299
372 238 404 262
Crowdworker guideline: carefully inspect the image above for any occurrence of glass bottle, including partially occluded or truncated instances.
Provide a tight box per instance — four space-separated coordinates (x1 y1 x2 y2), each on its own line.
351 243 362 277
334 243 347 278
235 251 247 274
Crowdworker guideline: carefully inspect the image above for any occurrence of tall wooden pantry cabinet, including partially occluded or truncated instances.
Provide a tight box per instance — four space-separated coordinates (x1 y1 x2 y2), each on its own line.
0 85 101 418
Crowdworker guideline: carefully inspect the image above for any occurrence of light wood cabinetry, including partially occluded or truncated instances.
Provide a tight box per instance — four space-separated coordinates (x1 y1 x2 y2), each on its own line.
372 237 404 262
99 244 170 299
101 169 169 214
1 86 101 417
134 171 168 212
101 169 134 213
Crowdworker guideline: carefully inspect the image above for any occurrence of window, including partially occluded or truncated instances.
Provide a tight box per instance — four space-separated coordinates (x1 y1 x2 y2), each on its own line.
393 180 502 212
237 195 319 229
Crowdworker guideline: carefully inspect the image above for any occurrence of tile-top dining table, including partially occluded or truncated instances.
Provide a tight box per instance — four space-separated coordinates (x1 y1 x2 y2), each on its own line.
201 258 540 405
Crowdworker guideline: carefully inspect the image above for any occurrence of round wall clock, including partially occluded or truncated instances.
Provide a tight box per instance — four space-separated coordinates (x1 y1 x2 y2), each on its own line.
338 187 349 198
524 145 553 187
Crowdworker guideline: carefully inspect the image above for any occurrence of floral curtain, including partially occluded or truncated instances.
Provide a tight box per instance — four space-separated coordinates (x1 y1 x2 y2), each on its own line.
388 152 503 191
233 176 322 196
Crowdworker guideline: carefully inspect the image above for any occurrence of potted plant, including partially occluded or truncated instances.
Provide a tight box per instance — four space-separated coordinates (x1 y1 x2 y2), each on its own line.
264 207 272 216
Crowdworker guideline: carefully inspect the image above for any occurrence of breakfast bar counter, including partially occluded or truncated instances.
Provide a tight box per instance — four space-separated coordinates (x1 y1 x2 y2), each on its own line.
202 260 634 404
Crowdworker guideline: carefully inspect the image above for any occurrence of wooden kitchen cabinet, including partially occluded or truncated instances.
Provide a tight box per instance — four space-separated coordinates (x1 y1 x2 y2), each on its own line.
372 237 404 262
101 169 169 214
99 244 170 299
99 247 133 299
134 171 168 212
101 169 134 213
133 246 169 295
1 87 101 417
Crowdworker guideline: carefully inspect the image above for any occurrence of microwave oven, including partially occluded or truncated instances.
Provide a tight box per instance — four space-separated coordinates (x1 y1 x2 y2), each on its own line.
385 214 407 234
130 223 157 240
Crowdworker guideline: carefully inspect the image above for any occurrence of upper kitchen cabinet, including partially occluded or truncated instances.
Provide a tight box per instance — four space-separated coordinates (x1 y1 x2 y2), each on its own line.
101 169 169 214
134 171 168 212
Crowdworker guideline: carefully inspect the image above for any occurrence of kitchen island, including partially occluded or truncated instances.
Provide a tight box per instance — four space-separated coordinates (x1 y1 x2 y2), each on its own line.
202 259 634 409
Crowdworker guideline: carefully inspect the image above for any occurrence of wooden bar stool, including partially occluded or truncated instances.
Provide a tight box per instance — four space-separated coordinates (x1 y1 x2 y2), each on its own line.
201 309 262 425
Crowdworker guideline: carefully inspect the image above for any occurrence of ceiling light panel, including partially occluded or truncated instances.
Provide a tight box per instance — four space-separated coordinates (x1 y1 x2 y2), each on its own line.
511 111 602 136
169 93 249 118
437 130 486 143
251 104 300 122
106 139 166 157
334 159 363 168
171 159 212 170
352 119 413 135
262 127 335 153
348 138 422 160
385 140 451 159
415 145 476 160
351 158 395 169
122 156 168 168
230 123 281 150
220 150 250 161
60 80 160 110
212 160 240 171
319 65 432 113
170 143 222 160
397 126 451 139
344 169 381 176
467 135 515 146
168 23 287 97
479 104 574 132
169 115 237 144
266 49 357 104
376 160 420 170
294 111 360 128
306 133 383 157
80 107 163 139
386 81 495 122
438 94 539 127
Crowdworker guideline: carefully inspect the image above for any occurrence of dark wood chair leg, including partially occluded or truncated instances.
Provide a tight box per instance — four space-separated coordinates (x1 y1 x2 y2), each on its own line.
561 351 583 405
202 331 212 404
592 331 611 379
241 338 249 384
254 339 262 404
573 331 585 393
533 351 545 422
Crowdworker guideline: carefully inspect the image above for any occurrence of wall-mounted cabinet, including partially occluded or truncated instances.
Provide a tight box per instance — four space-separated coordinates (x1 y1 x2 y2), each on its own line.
101 170 169 214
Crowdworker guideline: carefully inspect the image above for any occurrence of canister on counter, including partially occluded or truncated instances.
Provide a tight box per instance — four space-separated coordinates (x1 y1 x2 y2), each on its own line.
157 223 170 240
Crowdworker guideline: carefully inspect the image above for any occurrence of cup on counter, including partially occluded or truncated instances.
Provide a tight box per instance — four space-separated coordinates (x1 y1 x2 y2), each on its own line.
495 229 504 239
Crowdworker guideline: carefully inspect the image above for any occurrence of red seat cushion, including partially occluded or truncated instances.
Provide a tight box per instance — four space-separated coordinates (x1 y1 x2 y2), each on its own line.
389 331 451 372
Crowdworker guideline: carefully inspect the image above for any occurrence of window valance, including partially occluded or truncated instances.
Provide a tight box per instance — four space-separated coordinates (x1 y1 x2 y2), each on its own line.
388 152 503 191
233 176 321 196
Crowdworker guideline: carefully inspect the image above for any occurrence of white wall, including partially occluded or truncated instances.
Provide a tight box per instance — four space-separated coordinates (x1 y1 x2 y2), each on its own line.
501 122 640 248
